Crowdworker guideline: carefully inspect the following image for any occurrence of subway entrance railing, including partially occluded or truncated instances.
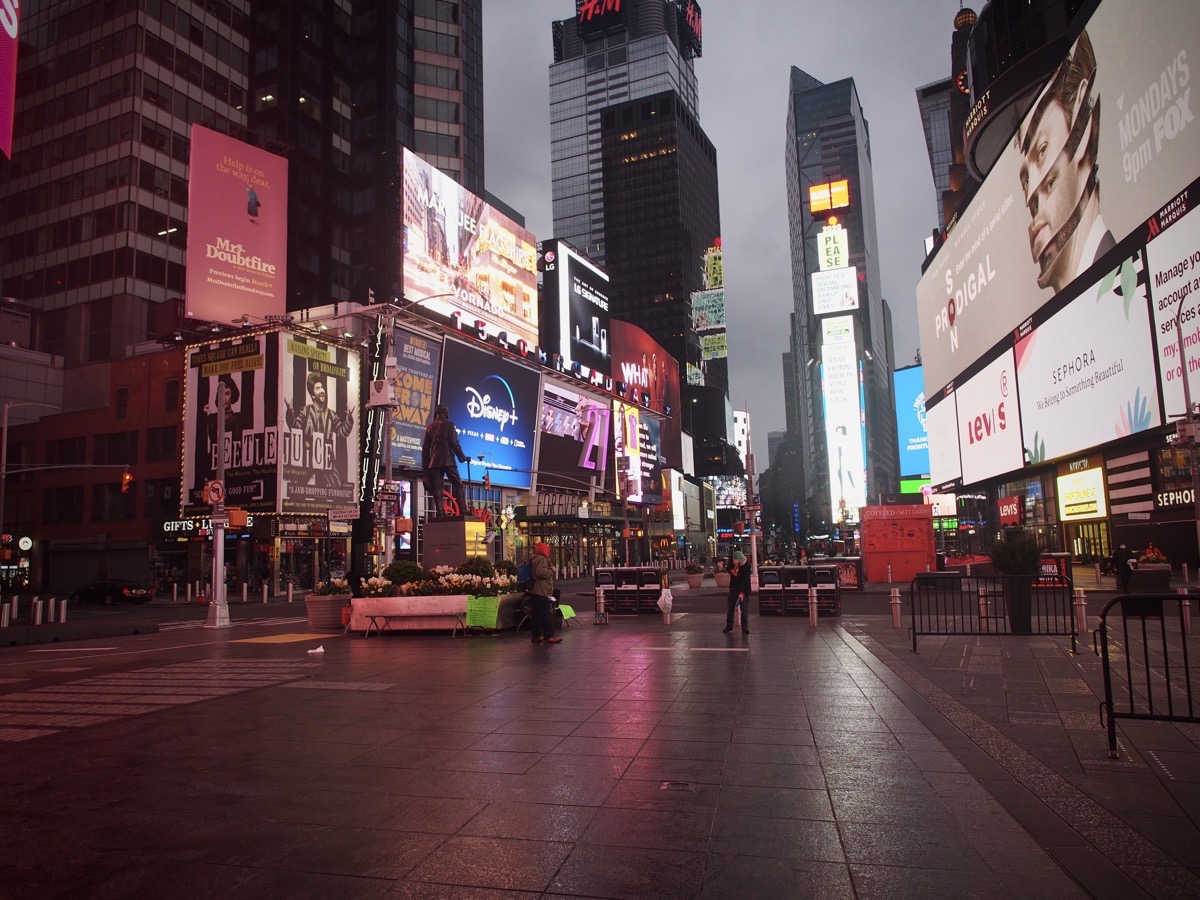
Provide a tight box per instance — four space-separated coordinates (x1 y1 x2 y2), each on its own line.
1097 593 1200 758
908 572 1077 653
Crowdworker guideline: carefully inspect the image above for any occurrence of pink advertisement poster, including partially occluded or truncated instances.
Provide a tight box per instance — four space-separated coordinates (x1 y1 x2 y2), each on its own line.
186 124 288 323
0 0 19 159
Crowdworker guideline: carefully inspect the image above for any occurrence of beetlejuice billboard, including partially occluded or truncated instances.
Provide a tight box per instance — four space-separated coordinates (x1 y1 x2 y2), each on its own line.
438 339 540 490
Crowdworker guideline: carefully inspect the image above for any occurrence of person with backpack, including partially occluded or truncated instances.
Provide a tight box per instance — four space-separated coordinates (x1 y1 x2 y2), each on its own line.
527 542 561 644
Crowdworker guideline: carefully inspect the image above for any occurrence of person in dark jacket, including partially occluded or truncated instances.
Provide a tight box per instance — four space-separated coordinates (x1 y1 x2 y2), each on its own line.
421 404 469 517
1110 543 1135 593
723 550 753 635
528 542 561 644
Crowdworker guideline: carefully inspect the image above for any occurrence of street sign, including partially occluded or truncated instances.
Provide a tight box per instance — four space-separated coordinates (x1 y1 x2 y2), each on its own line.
328 507 360 521
376 491 400 502
203 480 225 504
745 504 762 512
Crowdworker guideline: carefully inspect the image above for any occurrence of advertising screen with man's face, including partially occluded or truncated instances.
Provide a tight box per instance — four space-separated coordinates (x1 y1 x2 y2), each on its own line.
437 339 541 490
917 0 1200 395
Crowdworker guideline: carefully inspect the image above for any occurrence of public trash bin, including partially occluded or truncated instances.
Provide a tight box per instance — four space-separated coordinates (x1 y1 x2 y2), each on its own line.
758 566 784 615
809 565 842 616
782 565 810 614
593 567 639 615
636 567 663 613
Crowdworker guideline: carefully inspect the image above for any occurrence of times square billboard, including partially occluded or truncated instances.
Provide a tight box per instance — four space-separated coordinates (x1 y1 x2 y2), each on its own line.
183 330 361 516
0 0 18 159
401 149 540 350
538 240 612 386
918 0 1200 487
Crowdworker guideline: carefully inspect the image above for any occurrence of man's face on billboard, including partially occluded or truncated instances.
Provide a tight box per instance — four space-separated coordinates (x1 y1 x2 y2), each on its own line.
309 380 327 408
1018 89 1089 290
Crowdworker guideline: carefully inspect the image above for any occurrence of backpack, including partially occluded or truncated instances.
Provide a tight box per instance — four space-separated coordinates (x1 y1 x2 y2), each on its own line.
516 558 534 590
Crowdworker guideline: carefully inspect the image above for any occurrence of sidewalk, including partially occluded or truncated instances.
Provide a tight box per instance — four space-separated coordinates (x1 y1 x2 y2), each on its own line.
2 599 1199 898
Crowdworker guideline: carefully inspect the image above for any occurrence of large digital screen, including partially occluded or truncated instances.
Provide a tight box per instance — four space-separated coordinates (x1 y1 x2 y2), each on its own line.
1016 252 1160 463
438 339 540 490
638 415 665 506
1057 467 1107 521
821 340 867 521
186 125 289 324
1147 202 1200 419
955 348 1024 486
711 475 747 509
809 179 849 212
610 319 682 469
927 392 961 487
612 399 643 503
539 240 612 383
183 333 281 517
401 149 539 348
0 0 18 159
386 327 442 470
917 0 1200 394
893 365 930 478
691 289 726 331
280 333 362 514
535 380 613 493
812 266 859 315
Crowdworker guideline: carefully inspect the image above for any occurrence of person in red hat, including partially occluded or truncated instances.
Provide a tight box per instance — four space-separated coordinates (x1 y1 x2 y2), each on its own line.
528 542 561 644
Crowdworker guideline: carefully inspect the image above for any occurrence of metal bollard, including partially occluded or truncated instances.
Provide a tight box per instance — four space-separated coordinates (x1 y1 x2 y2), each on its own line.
890 587 902 629
886 563 893 584
32 598 43 626
242 583 248 604
172 583 178 603
977 587 989 632
1179 588 1192 635
1 604 8 627
287 583 294 603
186 584 192 604
58 598 67 623
808 586 818 628
46 597 55 623
1095 562 1102 583
926 564 931 573
1074 588 1088 634
594 587 608 624
11 595 17 618
1185 563 1190 586
262 584 269 603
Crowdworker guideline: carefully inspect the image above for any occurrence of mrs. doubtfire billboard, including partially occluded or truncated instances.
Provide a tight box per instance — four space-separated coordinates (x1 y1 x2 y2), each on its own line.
917 0 1200 394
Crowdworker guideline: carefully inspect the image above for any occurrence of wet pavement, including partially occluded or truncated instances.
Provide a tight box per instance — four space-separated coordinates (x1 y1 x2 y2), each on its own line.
1 580 1198 898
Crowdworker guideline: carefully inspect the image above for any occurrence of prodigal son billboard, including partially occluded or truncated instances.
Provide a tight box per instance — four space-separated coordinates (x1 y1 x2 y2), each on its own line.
281 334 361 513
183 334 281 517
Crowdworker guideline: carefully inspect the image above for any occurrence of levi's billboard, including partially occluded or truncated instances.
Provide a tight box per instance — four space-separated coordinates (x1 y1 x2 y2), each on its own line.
998 495 1023 526
955 348 1024 486
186 125 288 323
916 0 1200 394
401 149 539 349
438 339 540 490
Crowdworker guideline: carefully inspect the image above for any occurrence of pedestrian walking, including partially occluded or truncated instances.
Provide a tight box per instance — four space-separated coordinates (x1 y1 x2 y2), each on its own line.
1111 543 1135 593
723 550 753 635
529 542 561 644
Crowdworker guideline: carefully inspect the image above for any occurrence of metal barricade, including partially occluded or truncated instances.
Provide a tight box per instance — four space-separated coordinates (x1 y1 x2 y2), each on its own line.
1097 593 1200 758
908 573 1077 652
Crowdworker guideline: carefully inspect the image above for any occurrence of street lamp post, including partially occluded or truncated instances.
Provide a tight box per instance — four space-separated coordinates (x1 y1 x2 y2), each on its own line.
1 400 62 556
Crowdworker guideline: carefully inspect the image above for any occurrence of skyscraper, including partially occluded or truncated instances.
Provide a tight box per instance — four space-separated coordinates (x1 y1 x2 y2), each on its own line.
782 67 897 535
549 0 724 444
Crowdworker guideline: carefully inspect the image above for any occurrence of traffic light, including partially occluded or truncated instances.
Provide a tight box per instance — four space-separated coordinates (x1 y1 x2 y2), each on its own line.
120 466 133 493
483 473 491 490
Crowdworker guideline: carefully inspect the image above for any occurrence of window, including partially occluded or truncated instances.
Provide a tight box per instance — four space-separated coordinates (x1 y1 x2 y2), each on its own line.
95 431 138 466
115 386 130 419
164 379 180 412
46 436 86 466
146 426 178 462
92 483 135 522
415 63 458 91
44 486 85 525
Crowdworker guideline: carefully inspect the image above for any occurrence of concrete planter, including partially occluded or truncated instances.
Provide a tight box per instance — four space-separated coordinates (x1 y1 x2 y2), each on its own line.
714 572 731 589
685 573 703 589
305 594 351 632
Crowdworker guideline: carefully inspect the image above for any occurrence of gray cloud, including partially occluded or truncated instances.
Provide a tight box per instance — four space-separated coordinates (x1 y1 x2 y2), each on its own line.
483 1 956 459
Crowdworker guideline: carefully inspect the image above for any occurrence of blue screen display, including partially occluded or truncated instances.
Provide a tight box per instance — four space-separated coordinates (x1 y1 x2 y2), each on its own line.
438 339 541 489
893 365 930 478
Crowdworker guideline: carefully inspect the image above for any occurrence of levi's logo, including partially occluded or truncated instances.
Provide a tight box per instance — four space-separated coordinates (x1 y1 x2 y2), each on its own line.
999 500 1018 517
966 402 1006 444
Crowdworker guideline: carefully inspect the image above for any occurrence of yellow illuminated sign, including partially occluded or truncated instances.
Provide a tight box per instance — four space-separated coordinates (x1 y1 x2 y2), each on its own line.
809 179 850 212
1056 468 1107 521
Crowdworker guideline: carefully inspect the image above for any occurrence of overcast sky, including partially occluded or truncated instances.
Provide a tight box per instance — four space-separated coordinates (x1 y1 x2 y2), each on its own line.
482 1 958 460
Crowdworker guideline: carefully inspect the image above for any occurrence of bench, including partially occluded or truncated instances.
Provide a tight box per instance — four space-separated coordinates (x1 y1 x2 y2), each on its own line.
347 595 471 638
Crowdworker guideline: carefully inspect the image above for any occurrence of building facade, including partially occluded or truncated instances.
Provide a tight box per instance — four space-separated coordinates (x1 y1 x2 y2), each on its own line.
782 68 898 536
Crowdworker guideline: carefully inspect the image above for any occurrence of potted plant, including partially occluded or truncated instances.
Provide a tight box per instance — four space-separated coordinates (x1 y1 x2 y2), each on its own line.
685 560 703 589
714 559 731 589
305 577 351 633
988 532 1041 634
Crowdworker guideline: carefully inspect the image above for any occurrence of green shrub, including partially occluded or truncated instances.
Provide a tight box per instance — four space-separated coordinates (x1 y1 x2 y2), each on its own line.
456 557 496 578
988 533 1042 575
382 559 427 585
494 559 517 576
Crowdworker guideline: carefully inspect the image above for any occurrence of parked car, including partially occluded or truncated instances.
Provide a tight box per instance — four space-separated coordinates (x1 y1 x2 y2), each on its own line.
69 580 152 605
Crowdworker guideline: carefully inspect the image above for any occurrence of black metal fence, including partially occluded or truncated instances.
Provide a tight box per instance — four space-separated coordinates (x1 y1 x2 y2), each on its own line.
1097 593 1200 758
908 572 1077 652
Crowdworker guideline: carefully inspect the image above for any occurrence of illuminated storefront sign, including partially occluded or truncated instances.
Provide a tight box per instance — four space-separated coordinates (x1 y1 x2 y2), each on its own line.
1056 468 1107 521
